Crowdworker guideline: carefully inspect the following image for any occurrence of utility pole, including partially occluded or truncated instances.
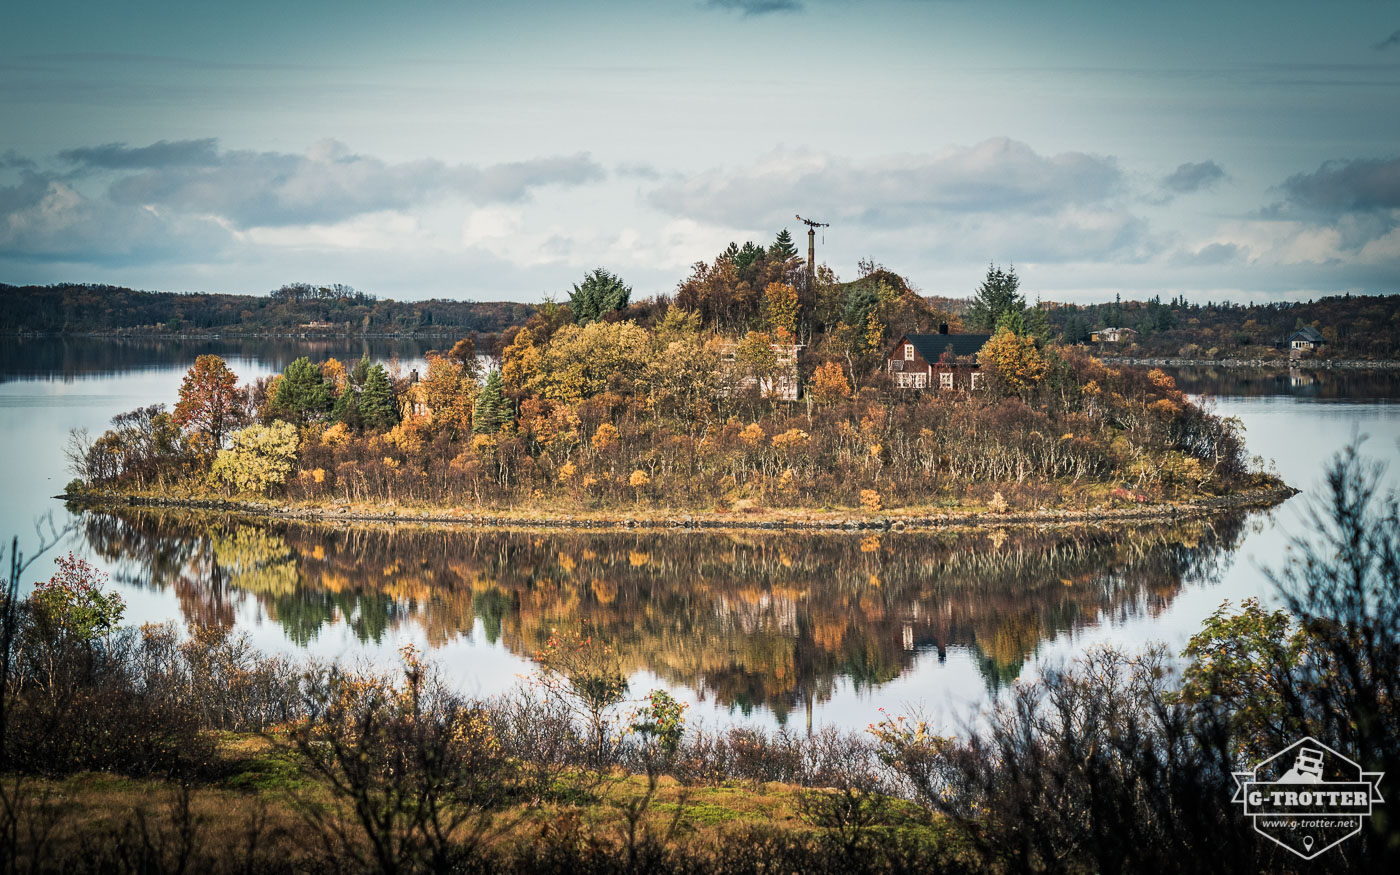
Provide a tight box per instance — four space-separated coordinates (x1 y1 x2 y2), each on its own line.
795 214 829 291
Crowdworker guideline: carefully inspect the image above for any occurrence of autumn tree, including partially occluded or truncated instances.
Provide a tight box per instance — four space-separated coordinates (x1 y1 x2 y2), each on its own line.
420 354 477 440
979 326 1047 396
272 357 333 426
210 421 300 495
965 264 1026 331
761 282 799 340
534 320 651 403
173 354 245 448
810 361 849 404
568 267 631 324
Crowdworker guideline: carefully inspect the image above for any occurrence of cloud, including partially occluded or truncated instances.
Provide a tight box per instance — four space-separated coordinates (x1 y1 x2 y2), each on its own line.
1279 156 1400 214
60 139 220 170
1 150 36 170
1375 29 1400 51
704 0 803 15
44 139 605 229
1169 242 1241 267
0 140 607 265
649 139 1123 228
1161 160 1226 194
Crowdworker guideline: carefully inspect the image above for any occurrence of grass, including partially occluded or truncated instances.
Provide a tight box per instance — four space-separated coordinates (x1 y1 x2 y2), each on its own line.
1 732 973 872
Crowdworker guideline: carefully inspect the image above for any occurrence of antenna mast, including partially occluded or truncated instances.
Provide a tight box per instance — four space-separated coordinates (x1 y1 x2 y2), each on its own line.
795 214 829 290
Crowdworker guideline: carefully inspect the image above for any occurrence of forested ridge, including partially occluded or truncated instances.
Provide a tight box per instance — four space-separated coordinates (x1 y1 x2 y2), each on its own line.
0 281 533 336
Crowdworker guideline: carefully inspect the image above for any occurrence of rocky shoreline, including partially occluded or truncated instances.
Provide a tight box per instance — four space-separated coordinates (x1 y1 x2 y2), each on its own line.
1100 356 1400 369
59 483 1300 533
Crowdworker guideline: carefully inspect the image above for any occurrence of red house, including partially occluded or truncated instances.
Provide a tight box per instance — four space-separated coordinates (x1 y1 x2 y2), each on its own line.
886 325 992 390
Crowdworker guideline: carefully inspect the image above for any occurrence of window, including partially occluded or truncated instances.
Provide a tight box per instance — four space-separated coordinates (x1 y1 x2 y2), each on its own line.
904 344 914 361
970 372 982 390
940 372 954 390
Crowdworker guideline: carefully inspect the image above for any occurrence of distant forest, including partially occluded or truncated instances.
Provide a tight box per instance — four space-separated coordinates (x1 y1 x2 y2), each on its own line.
1042 293 1400 360
0 282 534 336
3 279 1397 360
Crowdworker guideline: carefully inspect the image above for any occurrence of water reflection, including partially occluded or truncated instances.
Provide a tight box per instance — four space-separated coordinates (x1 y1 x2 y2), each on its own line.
0 336 438 383
1166 366 1400 402
79 508 1250 719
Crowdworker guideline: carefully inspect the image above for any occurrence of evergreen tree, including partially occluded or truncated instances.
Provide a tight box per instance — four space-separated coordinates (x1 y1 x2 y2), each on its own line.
272 357 332 425
472 370 512 434
721 241 740 265
769 229 798 261
965 264 1026 332
735 241 767 271
568 267 631 324
332 382 361 428
359 364 398 431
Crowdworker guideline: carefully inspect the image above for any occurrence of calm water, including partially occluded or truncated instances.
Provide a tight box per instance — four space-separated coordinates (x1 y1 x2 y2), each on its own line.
2 341 1398 733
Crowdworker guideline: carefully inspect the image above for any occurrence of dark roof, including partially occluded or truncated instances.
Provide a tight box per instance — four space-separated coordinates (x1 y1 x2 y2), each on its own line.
900 332 993 362
1290 326 1325 343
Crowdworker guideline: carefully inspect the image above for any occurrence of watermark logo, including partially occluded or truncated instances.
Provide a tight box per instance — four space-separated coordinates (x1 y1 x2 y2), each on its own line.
1232 737 1384 859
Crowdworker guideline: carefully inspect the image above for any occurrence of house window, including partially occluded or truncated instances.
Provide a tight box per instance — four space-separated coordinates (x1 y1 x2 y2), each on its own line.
970 372 982 390
904 344 914 361
940 372 954 390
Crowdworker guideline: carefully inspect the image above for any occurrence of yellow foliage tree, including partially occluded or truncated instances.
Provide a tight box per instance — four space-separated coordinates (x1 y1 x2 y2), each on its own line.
209 421 300 495
536 321 651 404
978 326 1047 396
811 361 848 404
420 354 477 440
762 282 799 340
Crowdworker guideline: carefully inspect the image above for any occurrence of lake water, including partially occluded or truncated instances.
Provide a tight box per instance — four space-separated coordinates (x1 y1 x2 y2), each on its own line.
2 341 1397 734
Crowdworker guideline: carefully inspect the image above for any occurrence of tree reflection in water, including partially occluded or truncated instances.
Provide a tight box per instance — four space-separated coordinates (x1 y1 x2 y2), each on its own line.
79 509 1248 720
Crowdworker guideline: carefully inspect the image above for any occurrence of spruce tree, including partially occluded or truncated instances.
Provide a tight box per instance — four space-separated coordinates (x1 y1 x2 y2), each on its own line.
568 267 631 324
359 364 398 431
769 229 798 261
966 264 1026 332
472 370 512 434
332 382 361 429
272 357 332 425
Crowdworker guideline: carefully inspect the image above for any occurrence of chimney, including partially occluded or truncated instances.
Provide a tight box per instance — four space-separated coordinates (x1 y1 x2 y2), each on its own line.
939 323 949 335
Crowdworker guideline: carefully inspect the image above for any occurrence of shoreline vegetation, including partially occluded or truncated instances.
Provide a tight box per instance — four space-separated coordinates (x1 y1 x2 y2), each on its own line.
62 481 1298 531
3 448 1397 872
61 253 1290 518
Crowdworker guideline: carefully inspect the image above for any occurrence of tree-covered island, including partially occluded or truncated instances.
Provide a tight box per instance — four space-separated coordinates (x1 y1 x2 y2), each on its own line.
64 240 1288 522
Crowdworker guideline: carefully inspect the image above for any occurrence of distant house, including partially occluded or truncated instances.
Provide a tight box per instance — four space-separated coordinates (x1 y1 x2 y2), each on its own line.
717 339 803 401
886 326 992 390
1091 327 1138 343
1288 326 1325 357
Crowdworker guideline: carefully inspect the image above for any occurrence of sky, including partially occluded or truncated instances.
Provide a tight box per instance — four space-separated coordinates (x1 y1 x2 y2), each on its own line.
1 0 1398 305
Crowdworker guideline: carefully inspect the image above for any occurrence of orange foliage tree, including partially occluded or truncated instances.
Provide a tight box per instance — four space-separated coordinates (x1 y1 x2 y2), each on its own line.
173 354 245 448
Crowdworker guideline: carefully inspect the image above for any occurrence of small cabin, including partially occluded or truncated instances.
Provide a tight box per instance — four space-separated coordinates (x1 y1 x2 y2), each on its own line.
886 326 992 390
1288 326 1325 357
1091 327 1138 344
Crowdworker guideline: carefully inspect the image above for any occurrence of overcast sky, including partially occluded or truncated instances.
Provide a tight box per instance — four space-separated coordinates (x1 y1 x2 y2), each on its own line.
2 0 1398 304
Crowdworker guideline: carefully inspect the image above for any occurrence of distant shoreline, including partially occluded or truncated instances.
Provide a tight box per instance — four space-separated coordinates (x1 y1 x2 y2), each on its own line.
61 483 1299 533
3 329 475 340
1099 356 1400 369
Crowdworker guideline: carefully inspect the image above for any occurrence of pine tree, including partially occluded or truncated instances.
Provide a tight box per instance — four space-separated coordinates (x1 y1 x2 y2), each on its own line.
473 370 512 434
272 357 332 425
359 364 398 431
966 264 1026 332
332 382 361 429
735 241 766 271
568 268 631 324
769 229 798 261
